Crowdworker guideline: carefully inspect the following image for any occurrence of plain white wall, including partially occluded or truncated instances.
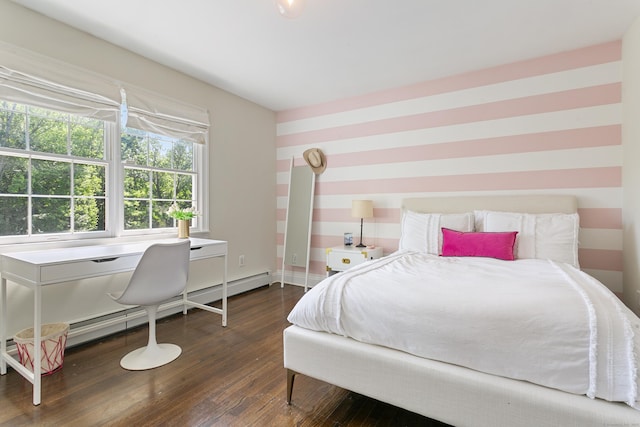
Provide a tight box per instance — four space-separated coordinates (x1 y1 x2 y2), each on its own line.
623 15 640 314
0 0 277 333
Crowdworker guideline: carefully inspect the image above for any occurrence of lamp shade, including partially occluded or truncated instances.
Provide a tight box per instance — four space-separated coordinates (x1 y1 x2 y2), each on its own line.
352 200 373 219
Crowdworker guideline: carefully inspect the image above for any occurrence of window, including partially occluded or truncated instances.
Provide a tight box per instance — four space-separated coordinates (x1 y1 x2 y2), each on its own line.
0 100 204 241
121 128 198 231
0 101 107 237
0 57 209 242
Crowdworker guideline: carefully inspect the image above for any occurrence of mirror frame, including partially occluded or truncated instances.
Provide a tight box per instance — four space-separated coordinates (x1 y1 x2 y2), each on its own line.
281 158 316 290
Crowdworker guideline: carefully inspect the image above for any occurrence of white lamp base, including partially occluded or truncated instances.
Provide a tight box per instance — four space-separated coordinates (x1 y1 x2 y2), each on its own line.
120 343 182 370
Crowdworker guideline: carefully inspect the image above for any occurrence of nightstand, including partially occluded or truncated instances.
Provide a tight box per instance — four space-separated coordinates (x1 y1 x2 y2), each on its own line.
326 246 383 276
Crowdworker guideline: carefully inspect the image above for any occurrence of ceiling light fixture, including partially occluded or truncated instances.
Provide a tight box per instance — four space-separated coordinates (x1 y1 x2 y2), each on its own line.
275 0 305 18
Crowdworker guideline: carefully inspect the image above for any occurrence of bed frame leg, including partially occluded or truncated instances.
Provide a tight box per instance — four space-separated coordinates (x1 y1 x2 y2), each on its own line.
286 369 296 404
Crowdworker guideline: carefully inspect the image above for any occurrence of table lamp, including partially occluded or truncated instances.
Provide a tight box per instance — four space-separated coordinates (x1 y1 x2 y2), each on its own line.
352 200 374 248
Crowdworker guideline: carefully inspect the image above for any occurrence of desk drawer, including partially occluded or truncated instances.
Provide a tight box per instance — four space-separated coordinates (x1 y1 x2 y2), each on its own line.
189 243 227 260
40 254 141 284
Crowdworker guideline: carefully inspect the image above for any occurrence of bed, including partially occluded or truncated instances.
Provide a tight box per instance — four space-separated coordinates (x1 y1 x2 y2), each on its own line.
283 195 640 426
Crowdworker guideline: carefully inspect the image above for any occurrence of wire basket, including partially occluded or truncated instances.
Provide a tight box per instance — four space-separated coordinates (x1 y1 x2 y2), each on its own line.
14 323 70 376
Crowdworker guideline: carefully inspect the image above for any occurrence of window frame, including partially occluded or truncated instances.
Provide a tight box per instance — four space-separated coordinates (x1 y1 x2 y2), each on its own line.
0 101 208 244
116 127 207 238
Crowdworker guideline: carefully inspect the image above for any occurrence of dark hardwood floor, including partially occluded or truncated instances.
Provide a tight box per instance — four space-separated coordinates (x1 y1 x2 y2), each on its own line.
0 284 449 426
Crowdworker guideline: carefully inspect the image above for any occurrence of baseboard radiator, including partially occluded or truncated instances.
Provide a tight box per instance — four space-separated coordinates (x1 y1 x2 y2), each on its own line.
5 271 271 354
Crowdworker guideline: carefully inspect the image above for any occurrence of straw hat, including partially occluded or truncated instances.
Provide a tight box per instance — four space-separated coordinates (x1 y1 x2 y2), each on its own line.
303 148 327 174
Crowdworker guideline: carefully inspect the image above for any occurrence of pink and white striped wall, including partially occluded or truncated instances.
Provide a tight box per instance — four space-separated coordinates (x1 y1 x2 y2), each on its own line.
276 41 622 292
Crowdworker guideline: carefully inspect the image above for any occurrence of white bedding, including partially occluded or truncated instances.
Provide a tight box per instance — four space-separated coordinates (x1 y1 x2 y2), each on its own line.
287 251 640 408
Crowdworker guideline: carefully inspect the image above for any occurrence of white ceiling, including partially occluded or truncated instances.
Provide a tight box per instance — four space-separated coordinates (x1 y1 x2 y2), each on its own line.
11 0 640 112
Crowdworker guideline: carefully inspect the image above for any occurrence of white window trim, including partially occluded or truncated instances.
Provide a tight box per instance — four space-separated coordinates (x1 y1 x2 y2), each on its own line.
0 117 208 246
0 44 211 247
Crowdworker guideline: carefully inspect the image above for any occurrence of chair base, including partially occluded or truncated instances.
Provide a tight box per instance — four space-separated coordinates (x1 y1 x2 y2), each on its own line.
120 343 182 371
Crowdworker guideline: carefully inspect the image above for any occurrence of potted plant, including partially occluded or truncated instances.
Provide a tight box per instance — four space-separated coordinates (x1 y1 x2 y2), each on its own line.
167 203 199 238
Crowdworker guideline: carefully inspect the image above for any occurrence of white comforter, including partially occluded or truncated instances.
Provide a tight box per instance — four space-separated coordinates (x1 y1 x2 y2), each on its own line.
287 251 640 407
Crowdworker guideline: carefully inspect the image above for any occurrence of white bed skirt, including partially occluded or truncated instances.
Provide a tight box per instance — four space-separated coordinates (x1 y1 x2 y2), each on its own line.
283 325 640 427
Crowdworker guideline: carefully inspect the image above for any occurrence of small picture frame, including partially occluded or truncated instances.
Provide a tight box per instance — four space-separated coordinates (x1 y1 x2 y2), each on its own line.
344 232 353 246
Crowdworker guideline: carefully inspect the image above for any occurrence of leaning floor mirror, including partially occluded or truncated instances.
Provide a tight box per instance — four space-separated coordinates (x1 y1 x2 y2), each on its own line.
281 158 315 291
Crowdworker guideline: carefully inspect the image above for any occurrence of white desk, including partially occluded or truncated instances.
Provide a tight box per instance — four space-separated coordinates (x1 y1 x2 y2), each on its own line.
0 237 227 405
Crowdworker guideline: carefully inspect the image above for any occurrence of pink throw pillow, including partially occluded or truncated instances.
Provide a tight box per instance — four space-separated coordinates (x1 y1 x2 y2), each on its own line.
441 228 518 261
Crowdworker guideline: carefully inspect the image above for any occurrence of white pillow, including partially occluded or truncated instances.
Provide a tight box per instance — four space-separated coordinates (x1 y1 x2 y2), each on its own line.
399 211 474 254
474 210 580 267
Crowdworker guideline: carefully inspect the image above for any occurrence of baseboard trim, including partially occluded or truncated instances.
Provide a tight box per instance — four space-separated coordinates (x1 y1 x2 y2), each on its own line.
60 271 271 348
276 269 325 289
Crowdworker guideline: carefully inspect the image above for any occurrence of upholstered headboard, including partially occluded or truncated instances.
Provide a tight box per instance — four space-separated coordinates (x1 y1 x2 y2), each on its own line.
402 195 577 215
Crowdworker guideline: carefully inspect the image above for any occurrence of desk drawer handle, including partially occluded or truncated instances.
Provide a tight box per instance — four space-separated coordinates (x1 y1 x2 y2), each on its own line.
190 246 202 251
92 257 119 263
342 258 351 264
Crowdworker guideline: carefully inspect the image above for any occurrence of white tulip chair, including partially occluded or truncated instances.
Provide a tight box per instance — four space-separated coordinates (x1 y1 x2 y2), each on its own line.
109 240 190 370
